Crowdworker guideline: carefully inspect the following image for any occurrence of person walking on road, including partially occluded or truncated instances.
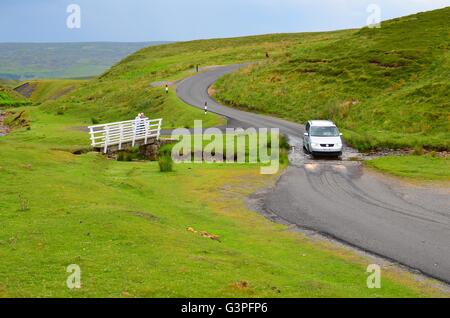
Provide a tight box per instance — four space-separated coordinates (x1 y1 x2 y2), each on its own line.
204 102 208 115
165 84 169 94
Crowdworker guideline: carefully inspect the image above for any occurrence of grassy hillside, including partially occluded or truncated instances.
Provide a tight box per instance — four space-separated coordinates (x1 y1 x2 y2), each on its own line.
41 32 343 128
0 86 30 107
14 79 88 104
0 79 21 89
0 42 168 80
213 7 450 151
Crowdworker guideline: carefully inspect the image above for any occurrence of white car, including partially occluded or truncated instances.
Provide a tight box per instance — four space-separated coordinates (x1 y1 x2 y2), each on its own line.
303 120 343 157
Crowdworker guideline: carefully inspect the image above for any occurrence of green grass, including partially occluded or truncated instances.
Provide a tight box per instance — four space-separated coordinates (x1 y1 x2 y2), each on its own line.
18 79 88 104
0 108 445 297
366 155 450 181
0 79 21 89
158 154 174 172
0 86 31 107
213 7 450 152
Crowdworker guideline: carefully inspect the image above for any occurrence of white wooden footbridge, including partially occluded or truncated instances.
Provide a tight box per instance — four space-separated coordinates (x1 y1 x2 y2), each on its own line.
89 117 163 153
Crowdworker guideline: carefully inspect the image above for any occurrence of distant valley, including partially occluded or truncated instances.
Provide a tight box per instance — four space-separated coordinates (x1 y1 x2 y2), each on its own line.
0 42 170 80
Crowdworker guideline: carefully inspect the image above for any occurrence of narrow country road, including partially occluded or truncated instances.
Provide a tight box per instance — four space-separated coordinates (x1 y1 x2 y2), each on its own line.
177 64 305 141
176 65 450 283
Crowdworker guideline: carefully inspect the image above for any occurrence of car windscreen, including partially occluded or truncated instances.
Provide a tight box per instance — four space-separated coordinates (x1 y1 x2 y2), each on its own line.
310 126 340 137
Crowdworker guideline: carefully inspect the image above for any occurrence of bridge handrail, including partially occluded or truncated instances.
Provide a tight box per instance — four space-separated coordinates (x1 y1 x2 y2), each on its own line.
88 118 163 153
88 118 162 129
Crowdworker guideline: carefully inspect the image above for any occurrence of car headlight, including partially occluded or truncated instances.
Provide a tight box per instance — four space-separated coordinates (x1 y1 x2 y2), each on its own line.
336 143 342 147
311 143 320 147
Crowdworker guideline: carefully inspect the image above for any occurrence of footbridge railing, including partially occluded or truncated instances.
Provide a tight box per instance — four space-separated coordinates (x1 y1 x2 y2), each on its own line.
88 118 163 153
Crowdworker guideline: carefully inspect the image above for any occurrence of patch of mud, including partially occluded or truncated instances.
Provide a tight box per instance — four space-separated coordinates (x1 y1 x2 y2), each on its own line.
0 110 29 135
208 86 217 97
49 85 76 100
366 149 450 159
71 148 92 155
70 126 90 133
131 211 160 223
14 82 36 98
150 81 177 88
0 110 11 136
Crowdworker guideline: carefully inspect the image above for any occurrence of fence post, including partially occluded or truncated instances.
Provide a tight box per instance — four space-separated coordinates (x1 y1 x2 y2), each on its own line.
104 125 110 154
132 120 136 147
144 119 149 144
119 124 124 150
89 127 95 147
157 119 162 140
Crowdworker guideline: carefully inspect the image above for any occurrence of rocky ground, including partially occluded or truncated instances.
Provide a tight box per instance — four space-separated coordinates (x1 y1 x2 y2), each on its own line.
0 110 10 136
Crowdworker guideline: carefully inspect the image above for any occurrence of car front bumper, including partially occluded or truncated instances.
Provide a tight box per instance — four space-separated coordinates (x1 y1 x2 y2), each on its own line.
310 146 343 157
311 151 342 157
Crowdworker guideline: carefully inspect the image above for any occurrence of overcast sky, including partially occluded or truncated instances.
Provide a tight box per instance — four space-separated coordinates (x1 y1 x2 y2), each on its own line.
1 0 449 42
